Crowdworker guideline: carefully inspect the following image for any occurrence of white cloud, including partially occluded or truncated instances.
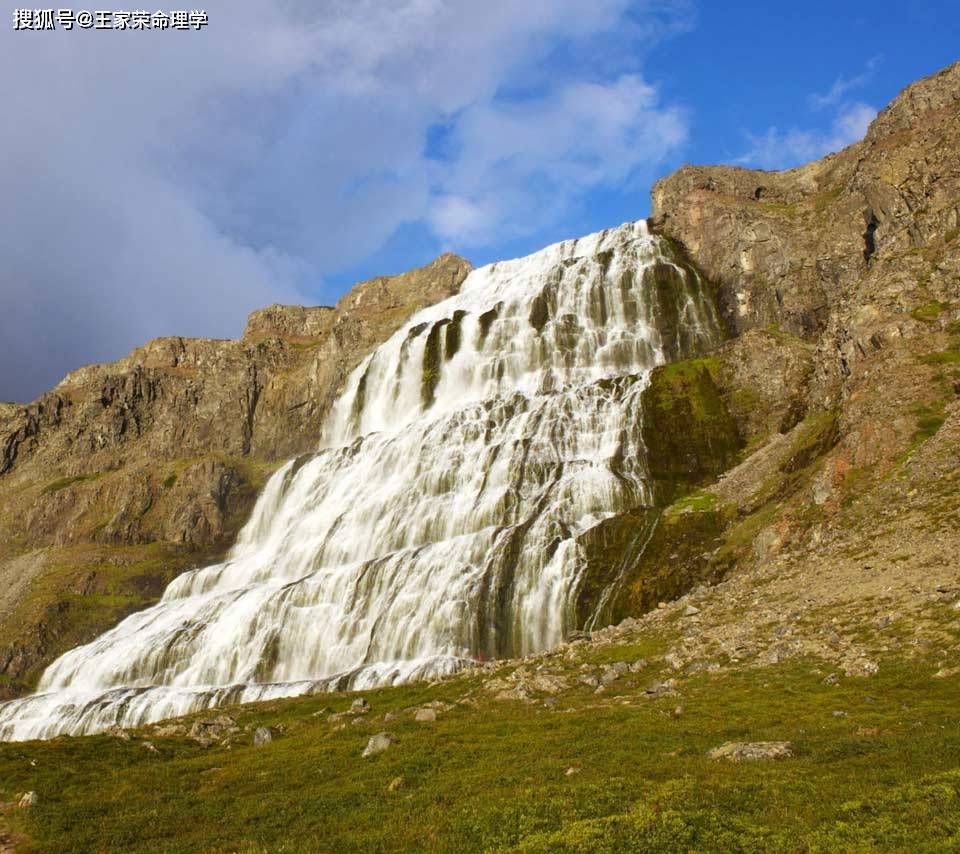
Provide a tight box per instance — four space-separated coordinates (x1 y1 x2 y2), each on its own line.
429 75 688 244
737 57 882 171
0 1 691 401
809 57 880 110
738 101 876 170
832 102 877 143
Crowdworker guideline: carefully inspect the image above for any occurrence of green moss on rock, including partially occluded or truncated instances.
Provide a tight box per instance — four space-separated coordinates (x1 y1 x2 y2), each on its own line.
641 359 742 487
41 472 105 495
421 320 449 408
778 410 840 475
575 499 728 628
921 348 960 365
572 355 742 630
911 301 952 322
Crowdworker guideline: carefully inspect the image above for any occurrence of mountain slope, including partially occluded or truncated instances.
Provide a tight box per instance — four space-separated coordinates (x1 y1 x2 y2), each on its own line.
620 58 960 676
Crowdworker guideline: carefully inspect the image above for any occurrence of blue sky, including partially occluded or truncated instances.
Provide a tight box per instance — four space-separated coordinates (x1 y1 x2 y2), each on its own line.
342 1 960 286
1 1 958 401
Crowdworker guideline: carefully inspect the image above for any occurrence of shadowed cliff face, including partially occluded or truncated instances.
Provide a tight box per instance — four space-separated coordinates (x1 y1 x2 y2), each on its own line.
0 253 471 696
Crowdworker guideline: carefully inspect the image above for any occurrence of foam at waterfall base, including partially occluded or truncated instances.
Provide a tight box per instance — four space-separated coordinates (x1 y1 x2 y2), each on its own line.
0 655 469 741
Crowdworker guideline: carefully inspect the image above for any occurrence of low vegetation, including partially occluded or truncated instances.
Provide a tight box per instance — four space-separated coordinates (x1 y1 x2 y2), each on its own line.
911 301 952 323
40 473 104 495
1 637 958 853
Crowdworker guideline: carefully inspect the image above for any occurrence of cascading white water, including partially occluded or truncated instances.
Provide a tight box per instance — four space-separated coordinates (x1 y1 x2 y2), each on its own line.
0 221 723 741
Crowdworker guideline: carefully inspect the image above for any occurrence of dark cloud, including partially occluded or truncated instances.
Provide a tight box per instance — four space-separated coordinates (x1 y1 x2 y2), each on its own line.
1 1 689 401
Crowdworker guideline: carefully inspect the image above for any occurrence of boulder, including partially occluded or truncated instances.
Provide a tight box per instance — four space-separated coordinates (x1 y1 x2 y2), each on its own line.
253 726 274 746
599 668 620 686
643 679 679 699
362 732 396 757
708 741 793 762
183 715 239 746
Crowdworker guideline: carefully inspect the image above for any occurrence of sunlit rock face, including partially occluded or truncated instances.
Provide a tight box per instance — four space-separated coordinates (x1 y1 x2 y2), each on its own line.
0 221 724 741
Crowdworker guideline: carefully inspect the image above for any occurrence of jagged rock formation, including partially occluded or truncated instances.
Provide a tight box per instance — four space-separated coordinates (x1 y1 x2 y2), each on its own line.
596 60 960 641
651 60 959 402
0 253 471 696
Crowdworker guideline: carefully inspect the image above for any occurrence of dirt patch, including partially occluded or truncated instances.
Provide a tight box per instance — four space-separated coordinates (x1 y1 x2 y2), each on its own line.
0 551 46 627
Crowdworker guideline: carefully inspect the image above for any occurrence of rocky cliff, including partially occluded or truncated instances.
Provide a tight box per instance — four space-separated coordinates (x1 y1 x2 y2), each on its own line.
599 59 960 672
650 58 959 496
0 253 471 696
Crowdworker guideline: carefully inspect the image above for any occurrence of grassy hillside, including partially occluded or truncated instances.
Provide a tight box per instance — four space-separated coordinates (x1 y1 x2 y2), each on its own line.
2 620 958 853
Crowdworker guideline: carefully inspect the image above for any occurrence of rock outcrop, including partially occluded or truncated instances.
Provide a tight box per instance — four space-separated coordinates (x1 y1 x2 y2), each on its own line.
0 253 470 695
625 61 960 647
1 252 470 480
653 59 959 475
573 61 960 637
651 61 959 342
652 61 960 408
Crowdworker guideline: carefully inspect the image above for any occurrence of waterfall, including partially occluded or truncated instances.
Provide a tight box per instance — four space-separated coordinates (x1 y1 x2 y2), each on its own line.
0 221 723 741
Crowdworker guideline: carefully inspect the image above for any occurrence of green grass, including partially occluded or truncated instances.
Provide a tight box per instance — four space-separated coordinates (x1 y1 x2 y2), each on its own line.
0 543 204 692
813 185 844 215
656 356 721 384
912 401 948 444
759 200 800 219
757 324 812 347
40 472 104 495
667 490 719 514
2 652 958 853
921 349 960 366
911 301 952 323
779 410 839 474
